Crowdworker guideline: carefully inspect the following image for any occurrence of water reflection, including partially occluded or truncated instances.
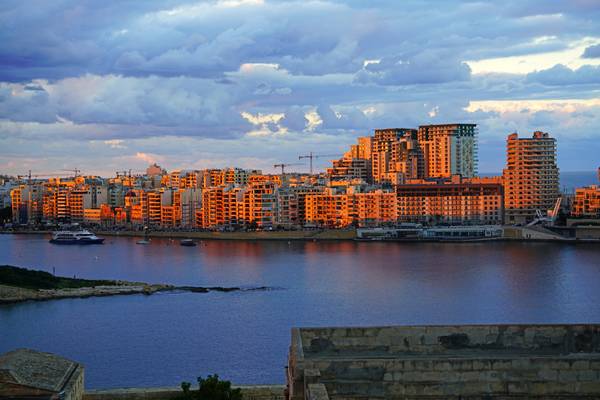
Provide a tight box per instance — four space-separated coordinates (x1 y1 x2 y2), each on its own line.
0 235 599 389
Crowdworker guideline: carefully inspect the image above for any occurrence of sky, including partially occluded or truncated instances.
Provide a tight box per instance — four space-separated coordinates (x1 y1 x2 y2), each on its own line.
1 0 599 176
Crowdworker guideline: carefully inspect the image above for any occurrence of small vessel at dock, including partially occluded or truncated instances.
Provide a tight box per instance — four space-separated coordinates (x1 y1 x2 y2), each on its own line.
136 226 151 245
49 230 105 245
180 239 197 247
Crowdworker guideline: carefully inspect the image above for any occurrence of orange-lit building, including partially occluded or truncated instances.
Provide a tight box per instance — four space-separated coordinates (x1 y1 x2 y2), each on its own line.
503 131 559 224
242 181 277 227
417 124 478 179
396 177 503 225
352 190 398 227
571 185 600 218
305 189 398 228
305 192 350 228
10 184 43 225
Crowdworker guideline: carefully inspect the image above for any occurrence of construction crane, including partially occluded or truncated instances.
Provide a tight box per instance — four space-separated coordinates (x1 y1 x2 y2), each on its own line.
17 171 73 181
298 152 342 175
61 168 81 177
273 163 304 174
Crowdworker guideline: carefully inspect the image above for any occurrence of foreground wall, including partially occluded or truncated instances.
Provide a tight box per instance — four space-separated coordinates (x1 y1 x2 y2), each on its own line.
288 324 600 399
84 385 285 400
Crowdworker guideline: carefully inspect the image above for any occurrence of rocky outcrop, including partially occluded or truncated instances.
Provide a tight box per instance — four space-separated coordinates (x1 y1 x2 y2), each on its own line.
0 283 278 304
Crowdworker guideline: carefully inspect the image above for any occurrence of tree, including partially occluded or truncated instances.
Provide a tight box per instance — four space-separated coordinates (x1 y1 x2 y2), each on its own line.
179 374 242 400
0 206 11 225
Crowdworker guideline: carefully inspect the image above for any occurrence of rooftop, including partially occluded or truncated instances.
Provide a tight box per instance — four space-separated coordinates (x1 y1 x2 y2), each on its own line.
0 348 81 393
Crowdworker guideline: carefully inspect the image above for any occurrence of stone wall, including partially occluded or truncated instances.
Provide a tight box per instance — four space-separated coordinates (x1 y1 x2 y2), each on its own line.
288 324 600 399
84 385 285 400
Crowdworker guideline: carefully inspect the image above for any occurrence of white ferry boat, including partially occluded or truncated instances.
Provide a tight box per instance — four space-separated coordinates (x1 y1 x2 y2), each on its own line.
49 230 105 245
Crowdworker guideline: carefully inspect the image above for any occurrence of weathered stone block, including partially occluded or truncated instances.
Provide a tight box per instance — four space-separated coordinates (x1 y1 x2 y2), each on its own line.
472 360 491 370
433 361 451 371
492 360 512 370
577 369 597 381
537 368 558 381
578 381 600 393
507 382 529 394
558 370 578 382
571 360 589 370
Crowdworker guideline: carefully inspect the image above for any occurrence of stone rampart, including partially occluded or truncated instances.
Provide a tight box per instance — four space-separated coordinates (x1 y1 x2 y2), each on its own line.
287 324 600 399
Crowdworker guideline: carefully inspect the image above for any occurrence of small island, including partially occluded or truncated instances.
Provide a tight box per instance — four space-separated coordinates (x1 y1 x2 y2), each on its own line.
0 265 275 304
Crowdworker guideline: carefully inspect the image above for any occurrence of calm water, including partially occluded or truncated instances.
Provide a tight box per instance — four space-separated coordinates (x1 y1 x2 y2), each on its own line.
1 234 600 389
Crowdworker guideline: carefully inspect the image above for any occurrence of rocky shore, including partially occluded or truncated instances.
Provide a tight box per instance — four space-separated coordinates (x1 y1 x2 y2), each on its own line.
0 265 277 305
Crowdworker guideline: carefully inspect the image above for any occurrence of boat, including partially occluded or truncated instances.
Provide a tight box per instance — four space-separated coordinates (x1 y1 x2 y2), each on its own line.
180 239 197 247
49 230 105 245
137 227 151 245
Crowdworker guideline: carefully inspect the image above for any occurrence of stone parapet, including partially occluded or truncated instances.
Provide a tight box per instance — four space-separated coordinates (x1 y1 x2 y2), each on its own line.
287 324 600 399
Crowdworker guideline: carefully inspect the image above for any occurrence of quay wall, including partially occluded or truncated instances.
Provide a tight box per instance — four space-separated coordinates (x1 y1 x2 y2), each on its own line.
289 324 600 399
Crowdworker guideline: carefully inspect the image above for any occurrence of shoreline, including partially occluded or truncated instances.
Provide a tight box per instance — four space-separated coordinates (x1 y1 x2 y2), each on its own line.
1 227 598 243
0 265 278 305
0 283 277 305
0 228 357 241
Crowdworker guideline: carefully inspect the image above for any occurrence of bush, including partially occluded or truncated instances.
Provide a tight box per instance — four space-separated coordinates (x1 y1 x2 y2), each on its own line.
179 374 242 400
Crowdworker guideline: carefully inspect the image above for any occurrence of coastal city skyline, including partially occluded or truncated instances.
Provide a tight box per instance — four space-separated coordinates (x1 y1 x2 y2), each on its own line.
3 122 599 231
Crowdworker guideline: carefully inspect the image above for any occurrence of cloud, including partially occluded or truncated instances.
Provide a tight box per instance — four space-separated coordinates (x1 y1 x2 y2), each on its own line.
135 152 161 164
103 139 126 149
1 0 600 174
526 64 600 85
355 52 472 85
582 44 600 58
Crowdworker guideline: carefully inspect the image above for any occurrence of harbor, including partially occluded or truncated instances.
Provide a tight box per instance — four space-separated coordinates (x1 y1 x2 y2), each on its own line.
1 234 600 389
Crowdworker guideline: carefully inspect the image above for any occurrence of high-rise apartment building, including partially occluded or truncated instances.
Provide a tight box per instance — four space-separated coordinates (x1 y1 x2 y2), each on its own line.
503 131 559 224
418 124 478 178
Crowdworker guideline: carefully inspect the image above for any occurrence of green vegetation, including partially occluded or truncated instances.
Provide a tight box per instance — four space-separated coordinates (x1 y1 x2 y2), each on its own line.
179 375 242 400
0 206 11 224
0 265 119 290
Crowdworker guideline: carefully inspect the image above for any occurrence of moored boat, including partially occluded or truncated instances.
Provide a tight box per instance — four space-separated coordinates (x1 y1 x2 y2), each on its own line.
180 239 197 247
49 230 105 245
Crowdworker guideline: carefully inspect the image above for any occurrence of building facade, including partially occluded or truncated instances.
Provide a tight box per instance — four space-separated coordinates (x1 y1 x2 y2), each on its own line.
503 131 560 224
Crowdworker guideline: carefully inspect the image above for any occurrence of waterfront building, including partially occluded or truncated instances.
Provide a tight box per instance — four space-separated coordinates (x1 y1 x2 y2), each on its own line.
352 189 398 227
417 123 478 178
396 176 504 225
571 185 600 218
305 191 350 228
503 131 560 224
10 184 44 225
83 208 102 224
276 186 324 228
242 180 278 228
